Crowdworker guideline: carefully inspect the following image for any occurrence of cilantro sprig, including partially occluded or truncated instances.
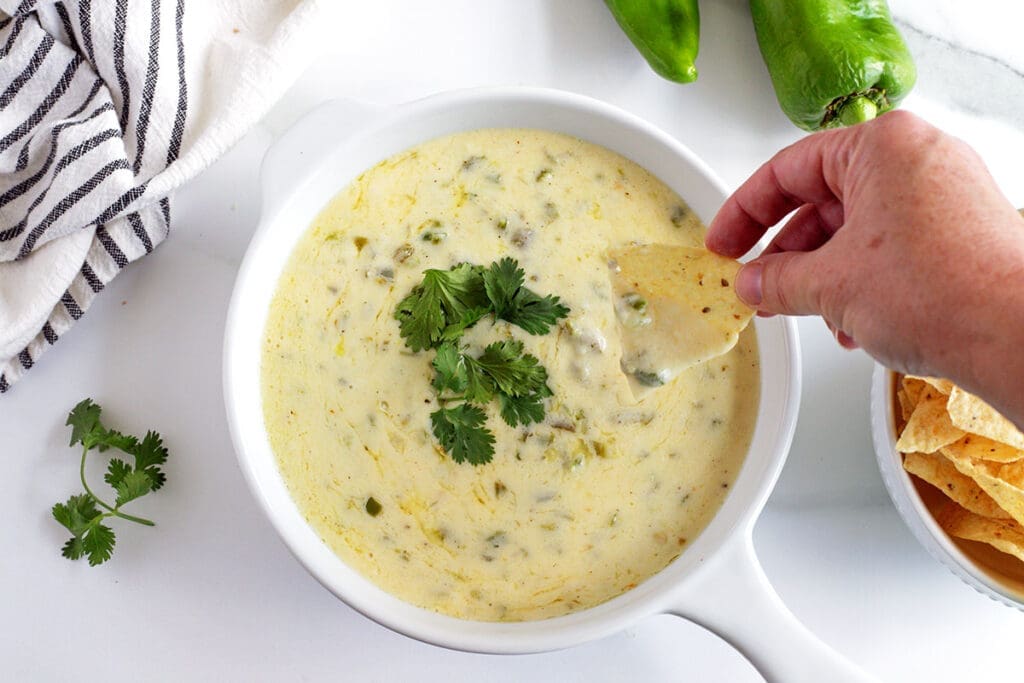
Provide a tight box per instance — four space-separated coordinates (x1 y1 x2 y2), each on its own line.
51 399 168 565
394 258 569 465
395 257 569 352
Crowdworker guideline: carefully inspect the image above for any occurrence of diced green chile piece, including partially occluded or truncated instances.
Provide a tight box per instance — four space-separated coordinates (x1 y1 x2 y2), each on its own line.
632 370 666 387
623 293 647 312
365 497 383 516
604 0 700 84
749 0 916 131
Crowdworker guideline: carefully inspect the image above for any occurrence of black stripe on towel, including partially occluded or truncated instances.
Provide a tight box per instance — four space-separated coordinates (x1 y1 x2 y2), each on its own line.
81 261 104 293
167 0 187 165
54 128 121 175
113 0 130 131
1 113 117 214
78 0 96 67
1 137 123 241
96 225 128 269
54 2 76 50
42 322 58 345
15 138 31 171
0 53 83 153
0 375 9 393
0 33 54 109
0 122 120 212
132 0 162 174
92 181 149 228
13 1 40 16
1 14 29 60
16 158 131 257
9 77 106 180
18 349 33 371
128 211 153 253
61 290 83 319
159 196 171 237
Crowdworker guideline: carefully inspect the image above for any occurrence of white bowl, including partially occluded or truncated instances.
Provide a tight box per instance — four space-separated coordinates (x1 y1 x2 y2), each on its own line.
870 364 1024 610
224 87 871 680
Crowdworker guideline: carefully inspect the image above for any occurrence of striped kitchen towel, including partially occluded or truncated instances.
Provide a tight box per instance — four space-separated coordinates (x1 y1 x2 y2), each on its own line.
0 0 327 392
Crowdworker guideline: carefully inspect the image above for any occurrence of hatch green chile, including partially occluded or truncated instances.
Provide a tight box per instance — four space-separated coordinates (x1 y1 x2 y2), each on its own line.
604 0 700 84
749 0 916 131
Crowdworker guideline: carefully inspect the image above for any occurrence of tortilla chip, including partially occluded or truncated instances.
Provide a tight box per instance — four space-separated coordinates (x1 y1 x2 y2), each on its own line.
897 387 913 422
943 448 1024 527
903 451 1011 519
608 245 753 396
934 501 1024 564
895 387 965 454
901 376 926 405
906 375 954 395
943 434 1024 464
946 387 1024 450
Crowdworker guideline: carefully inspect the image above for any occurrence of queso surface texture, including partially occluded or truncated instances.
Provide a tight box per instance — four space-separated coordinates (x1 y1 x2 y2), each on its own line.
262 129 760 621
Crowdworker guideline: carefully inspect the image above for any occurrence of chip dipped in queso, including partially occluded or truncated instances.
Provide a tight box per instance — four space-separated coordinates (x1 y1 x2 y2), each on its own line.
261 129 759 621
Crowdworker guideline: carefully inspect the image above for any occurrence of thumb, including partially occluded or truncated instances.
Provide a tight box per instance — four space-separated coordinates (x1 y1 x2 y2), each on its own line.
735 251 824 316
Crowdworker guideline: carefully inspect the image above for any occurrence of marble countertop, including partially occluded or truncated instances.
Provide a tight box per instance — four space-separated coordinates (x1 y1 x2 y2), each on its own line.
5 1 1024 680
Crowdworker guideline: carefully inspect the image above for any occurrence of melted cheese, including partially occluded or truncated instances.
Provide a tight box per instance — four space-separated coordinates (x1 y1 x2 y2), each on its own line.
261 129 760 621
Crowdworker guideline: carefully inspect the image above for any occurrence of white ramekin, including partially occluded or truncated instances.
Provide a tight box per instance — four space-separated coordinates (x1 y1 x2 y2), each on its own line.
870 365 1024 611
224 86 873 681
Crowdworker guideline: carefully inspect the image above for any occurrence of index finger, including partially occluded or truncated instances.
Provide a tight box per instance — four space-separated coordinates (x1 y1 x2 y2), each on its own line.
706 126 858 258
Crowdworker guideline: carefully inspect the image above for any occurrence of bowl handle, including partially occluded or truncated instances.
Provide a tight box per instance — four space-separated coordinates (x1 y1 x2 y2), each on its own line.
664 533 875 682
258 98 385 220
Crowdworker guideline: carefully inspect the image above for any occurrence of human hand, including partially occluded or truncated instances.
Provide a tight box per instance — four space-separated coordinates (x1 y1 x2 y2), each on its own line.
706 111 1024 427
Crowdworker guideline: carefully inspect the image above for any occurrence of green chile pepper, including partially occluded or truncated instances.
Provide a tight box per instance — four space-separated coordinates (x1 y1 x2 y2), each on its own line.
750 0 917 131
604 0 700 84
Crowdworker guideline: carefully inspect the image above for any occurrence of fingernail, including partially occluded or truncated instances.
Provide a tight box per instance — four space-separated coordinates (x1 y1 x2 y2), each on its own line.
736 263 763 307
836 330 858 349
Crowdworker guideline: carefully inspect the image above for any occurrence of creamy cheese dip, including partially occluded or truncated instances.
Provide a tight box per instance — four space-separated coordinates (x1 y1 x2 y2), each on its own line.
261 129 760 621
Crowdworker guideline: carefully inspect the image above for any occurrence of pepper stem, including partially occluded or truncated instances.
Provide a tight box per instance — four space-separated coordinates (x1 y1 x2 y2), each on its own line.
838 95 878 127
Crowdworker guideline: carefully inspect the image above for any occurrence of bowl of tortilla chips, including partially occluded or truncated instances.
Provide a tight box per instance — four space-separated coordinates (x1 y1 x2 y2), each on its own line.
871 365 1024 609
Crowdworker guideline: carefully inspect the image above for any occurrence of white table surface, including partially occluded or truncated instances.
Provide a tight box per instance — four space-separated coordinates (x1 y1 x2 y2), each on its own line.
5 1 1024 680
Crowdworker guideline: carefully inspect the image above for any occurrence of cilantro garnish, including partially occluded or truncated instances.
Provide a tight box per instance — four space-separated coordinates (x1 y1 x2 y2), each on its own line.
395 263 489 351
430 404 496 465
51 399 168 565
484 258 569 334
395 258 569 465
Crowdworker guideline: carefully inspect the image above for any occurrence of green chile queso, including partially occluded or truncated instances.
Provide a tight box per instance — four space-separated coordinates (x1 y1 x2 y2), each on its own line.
261 129 760 621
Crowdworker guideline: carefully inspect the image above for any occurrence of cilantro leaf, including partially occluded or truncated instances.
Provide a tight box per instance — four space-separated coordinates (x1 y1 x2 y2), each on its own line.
425 263 488 316
395 286 445 352
94 429 139 454
131 430 168 469
483 258 569 334
498 392 547 427
430 404 495 465
432 342 468 394
53 494 116 566
467 340 551 398
82 522 116 566
115 470 154 506
439 305 490 343
66 399 103 448
127 431 168 491
483 257 525 318
61 536 86 561
462 359 496 404
395 264 487 351
501 288 570 335
52 494 101 536
104 459 132 489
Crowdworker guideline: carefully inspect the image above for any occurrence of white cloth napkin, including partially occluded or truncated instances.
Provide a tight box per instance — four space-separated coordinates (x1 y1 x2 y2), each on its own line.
0 0 326 392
